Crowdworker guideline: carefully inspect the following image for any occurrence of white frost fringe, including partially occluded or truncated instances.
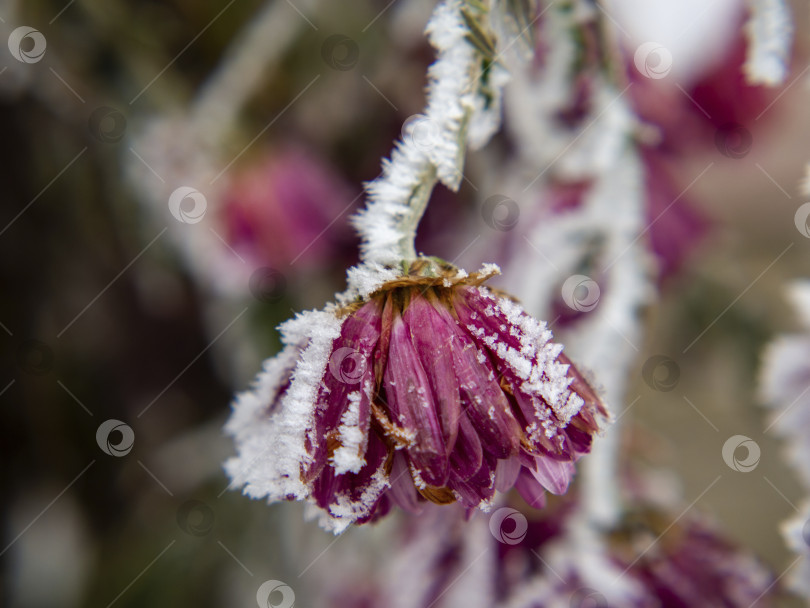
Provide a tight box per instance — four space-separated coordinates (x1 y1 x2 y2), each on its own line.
744 0 793 86
353 0 511 269
760 281 810 598
497 4 651 533
224 310 343 506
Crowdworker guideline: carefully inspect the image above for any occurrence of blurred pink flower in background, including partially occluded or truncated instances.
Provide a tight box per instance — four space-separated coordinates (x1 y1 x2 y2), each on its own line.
629 30 777 156
640 148 710 282
326 497 776 608
220 146 358 272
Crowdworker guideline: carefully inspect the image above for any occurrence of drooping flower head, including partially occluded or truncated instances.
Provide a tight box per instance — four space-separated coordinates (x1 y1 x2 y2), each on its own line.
225 261 607 532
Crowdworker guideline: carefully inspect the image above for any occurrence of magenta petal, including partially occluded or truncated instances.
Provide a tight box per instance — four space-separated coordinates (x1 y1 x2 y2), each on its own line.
514 469 547 509
529 458 574 495
456 287 528 354
312 432 388 512
447 456 496 508
494 456 522 492
387 452 423 514
355 494 390 525
453 289 560 454
517 448 539 471
510 391 567 457
456 286 596 463
384 314 448 487
557 353 607 425
307 301 381 480
403 295 462 451
449 413 483 481
565 422 594 455
449 329 521 459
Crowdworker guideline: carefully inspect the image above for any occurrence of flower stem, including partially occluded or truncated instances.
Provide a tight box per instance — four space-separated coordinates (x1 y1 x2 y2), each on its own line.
354 0 507 268
397 166 439 262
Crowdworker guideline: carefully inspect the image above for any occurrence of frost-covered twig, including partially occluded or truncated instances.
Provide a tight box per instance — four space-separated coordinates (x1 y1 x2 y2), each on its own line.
495 2 651 531
126 0 318 292
123 0 325 386
760 280 810 599
353 0 509 267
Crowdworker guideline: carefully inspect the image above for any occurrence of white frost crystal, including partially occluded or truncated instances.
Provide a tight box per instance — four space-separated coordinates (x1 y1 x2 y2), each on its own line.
744 0 793 86
760 280 810 598
353 1 513 267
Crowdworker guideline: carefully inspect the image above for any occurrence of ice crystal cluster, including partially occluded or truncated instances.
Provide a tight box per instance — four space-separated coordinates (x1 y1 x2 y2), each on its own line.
744 0 793 86
353 0 509 265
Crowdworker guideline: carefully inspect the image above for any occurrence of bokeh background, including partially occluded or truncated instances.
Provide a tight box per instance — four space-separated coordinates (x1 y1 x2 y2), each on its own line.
2 0 809 606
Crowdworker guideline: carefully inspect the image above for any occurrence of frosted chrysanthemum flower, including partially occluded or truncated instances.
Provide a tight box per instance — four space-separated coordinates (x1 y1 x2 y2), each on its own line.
225 261 607 533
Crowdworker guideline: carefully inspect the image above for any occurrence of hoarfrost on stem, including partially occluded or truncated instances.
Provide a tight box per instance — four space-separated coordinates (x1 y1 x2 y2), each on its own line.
353 0 510 268
760 281 810 599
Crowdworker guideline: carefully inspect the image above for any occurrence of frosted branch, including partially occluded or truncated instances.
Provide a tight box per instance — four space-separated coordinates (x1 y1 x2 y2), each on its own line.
495 4 651 529
760 281 810 599
353 0 511 267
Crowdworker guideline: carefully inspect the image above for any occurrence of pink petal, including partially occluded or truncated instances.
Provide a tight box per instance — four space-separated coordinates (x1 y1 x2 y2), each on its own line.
387 452 423 514
312 432 388 511
514 469 547 509
528 458 574 495
306 301 380 480
449 327 521 459
494 456 522 492
384 314 448 487
447 456 497 508
557 353 607 427
402 295 461 451
449 413 484 481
